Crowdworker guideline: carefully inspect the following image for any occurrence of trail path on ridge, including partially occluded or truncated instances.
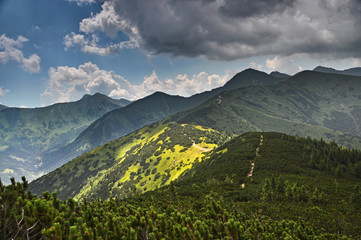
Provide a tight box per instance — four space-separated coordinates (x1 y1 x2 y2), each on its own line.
242 134 263 188
181 124 212 152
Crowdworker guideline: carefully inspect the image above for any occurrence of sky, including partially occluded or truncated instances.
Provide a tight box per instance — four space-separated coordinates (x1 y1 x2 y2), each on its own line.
0 0 361 108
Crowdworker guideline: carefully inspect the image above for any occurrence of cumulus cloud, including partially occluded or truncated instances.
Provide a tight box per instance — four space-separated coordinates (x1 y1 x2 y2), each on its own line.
22 54 41 73
41 61 233 105
74 0 361 60
0 34 41 73
64 1 139 55
0 87 9 97
266 56 302 74
0 87 9 103
249 62 264 71
64 32 138 55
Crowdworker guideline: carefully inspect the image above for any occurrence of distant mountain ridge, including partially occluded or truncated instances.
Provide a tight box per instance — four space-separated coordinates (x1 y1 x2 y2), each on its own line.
169 70 361 148
0 93 129 184
39 69 283 173
313 66 361 76
0 104 7 111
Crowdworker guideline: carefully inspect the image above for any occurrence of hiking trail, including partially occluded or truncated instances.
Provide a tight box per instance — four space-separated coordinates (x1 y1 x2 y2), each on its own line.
242 134 263 188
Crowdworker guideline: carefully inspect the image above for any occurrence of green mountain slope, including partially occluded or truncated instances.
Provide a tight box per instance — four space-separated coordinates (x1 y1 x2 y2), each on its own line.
29 122 230 199
40 69 282 173
169 71 361 148
0 93 129 184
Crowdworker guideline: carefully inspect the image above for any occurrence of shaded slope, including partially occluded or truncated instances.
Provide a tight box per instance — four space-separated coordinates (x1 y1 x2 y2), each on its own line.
0 104 7 111
29 122 230 200
0 93 128 184
169 71 361 148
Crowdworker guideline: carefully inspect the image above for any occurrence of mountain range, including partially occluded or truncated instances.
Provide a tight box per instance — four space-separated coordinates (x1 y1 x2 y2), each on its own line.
37 69 283 174
0 93 130 183
29 68 361 200
169 70 361 148
3 66 361 185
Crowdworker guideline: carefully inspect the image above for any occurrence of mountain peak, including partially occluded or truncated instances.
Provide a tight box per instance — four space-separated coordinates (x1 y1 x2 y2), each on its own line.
148 91 170 98
81 94 92 100
222 68 281 90
269 71 290 78
313 66 338 73
80 92 108 101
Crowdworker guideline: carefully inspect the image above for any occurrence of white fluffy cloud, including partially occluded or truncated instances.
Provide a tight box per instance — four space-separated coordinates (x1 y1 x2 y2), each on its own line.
41 61 233 104
22 54 41 73
249 62 264 71
0 87 9 103
0 34 41 73
266 56 302 74
64 32 138 55
0 87 9 97
64 1 140 56
79 1 138 39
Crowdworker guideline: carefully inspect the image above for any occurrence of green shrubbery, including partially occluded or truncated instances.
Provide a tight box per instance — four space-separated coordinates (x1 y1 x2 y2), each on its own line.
0 177 353 239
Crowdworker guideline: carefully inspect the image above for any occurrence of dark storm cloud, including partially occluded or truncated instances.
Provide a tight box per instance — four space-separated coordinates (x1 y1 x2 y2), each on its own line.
219 0 296 18
100 0 361 60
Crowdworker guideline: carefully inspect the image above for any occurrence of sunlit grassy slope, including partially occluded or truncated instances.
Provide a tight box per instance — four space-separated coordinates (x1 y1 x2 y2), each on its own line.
29 122 230 200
